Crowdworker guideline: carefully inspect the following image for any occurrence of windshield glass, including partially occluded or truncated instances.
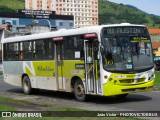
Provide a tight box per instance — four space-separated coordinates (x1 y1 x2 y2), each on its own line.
101 35 153 72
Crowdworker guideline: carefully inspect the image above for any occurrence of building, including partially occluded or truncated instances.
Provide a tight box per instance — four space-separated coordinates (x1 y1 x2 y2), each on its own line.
0 11 74 35
25 0 98 28
152 42 160 56
0 11 74 63
148 28 160 56
148 28 160 42
25 0 56 11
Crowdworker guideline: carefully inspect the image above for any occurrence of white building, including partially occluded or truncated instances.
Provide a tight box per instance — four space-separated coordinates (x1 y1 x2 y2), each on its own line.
25 0 98 28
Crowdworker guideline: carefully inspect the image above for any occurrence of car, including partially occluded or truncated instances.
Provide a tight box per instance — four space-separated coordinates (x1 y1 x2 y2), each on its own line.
154 56 160 71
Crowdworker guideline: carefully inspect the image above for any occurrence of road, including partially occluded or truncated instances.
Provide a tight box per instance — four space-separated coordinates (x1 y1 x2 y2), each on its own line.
0 76 160 112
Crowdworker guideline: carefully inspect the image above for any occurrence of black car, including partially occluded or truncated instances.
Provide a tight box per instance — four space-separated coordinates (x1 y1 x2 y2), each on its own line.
154 56 160 71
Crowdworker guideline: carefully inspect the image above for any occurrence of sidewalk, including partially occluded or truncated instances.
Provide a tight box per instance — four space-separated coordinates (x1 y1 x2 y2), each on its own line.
0 91 53 111
0 90 133 112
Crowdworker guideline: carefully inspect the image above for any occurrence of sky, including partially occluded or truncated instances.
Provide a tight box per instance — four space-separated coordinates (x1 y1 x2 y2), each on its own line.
107 0 160 16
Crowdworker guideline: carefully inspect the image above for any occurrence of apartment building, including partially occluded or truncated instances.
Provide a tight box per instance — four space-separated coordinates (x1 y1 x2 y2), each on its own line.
25 0 56 11
25 0 98 28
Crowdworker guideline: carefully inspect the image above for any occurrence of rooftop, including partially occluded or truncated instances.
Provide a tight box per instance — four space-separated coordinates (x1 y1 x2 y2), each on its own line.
152 42 160 49
148 28 160 35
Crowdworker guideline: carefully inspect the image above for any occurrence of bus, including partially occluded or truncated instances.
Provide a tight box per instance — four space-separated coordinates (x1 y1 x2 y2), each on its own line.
2 23 154 101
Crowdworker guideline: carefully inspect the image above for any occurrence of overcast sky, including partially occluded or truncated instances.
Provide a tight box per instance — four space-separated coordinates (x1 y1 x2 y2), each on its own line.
107 0 160 16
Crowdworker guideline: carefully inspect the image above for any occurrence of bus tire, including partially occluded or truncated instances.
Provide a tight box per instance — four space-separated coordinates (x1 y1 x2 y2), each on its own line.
74 79 86 102
22 75 32 95
115 94 128 99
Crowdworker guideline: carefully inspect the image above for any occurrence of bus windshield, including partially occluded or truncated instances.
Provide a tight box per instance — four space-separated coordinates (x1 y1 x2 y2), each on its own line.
101 35 153 72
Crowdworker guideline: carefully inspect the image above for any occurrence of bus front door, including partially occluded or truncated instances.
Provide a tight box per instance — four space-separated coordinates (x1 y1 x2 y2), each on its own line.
55 41 64 90
84 40 97 94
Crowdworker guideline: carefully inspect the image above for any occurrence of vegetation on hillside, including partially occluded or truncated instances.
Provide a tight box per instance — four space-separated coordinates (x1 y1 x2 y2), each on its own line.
0 0 24 13
99 0 160 28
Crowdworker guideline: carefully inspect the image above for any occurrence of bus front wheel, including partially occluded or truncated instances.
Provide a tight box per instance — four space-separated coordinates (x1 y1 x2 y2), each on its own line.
22 75 32 95
74 79 86 102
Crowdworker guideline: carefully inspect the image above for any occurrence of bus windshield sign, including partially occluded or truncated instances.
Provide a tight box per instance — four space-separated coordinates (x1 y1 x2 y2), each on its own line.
102 27 149 36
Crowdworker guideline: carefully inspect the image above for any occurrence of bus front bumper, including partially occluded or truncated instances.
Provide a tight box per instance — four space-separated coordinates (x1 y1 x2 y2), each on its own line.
103 79 154 96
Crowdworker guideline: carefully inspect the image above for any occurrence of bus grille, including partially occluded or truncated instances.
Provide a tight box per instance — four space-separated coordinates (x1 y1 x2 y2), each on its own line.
118 78 145 85
122 87 147 92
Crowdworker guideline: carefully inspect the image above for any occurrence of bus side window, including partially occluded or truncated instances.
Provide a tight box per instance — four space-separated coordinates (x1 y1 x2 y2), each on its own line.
34 40 46 60
65 36 83 60
3 44 9 60
7 54 12 60
33 41 36 59
19 52 24 60
47 39 54 59
33 52 36 59
5 43 19 61
80 47 84 59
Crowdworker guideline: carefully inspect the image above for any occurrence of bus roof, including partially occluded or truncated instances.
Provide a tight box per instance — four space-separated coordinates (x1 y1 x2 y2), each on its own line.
2 23 146 43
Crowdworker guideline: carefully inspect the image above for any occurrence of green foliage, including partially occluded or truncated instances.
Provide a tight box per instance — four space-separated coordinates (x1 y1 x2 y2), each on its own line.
0 0 24 13
0 105 17 111
0 6 16 13
155 72 160 87
99 0 160 27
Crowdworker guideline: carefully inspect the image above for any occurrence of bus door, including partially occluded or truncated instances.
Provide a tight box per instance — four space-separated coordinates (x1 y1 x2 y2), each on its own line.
84 40 97 93
54 37 64 90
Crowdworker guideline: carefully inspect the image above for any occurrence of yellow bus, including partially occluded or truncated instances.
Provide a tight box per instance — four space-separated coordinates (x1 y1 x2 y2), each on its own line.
2 23 154 101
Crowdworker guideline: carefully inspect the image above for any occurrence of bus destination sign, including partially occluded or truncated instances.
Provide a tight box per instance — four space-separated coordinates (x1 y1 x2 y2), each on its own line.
102 27 148 36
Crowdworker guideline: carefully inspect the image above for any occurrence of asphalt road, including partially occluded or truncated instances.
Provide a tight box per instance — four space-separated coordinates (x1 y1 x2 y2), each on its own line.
0 76 160 112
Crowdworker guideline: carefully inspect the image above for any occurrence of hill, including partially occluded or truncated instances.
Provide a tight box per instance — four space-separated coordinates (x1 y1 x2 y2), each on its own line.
125 5 139 11
0 0 24 13
98 0 160 28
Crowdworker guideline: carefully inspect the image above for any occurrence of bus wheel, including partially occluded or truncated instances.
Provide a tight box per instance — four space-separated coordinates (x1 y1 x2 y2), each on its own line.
22 75 32 95
115 94 128 99
74 79 86 102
